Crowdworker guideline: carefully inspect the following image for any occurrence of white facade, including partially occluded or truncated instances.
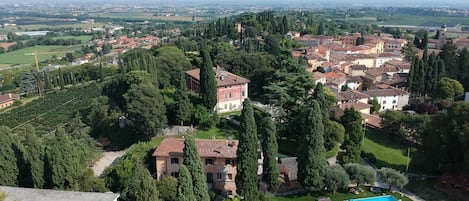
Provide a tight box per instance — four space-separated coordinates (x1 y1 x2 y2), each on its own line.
371 94 409 111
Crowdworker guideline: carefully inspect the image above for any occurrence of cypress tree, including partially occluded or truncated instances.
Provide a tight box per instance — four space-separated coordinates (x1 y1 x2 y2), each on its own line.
417 58 426 96
58 67 65 90
236 99 259 200
123 163 159 201
44 128 80 189
408 56 417 95
183 135 209 201
174 70 191 126
297 101 326 193
338 108 363 164
0 126 19 186
21 125 44 188
260 117 280 192
177 165 196 201
199 49 217 111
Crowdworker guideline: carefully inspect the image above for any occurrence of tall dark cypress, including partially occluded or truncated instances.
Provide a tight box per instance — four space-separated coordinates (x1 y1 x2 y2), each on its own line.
58 67 65 90
260 117 280 192
21 125 44 188
0 126 19 186
177 165 196 201
199 49 217 111
183 135 209 201
338 108 363 164
297 101 326 193
236 99 259 199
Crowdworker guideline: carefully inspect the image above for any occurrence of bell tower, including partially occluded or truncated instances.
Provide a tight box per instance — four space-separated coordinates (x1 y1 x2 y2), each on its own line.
438 23 447 49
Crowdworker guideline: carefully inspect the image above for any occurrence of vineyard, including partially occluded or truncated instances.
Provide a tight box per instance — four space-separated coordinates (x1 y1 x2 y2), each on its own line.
0 84 101 133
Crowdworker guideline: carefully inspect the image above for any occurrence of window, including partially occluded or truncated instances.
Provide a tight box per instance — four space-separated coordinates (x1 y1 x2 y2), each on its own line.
382 100 386 104
242 91 245 97
225 159 235 166
171 172 179 178
227 190 233 196
206 159 214 165
216 173 222 180
224 104 227 109
224 93 228 99
392 100 397 104
206 173 213 183
229 93 232 98
227 174 233 180
171 158 179 164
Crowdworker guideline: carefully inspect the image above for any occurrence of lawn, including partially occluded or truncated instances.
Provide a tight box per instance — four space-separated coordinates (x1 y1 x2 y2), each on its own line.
275 190 411 201
362 129 415 172
405 178 468 201
0 45 79 65
17 22 107 31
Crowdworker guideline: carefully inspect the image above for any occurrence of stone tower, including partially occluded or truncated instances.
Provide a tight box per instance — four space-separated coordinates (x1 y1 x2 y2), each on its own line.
438 23 447 49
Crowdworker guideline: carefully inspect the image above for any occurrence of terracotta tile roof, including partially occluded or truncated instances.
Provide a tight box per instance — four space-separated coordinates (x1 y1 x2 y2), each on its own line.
361 113 382 129
365 66 400 77
339 102 372 111
152 138 238 158
363 88 409 97
185 67 250 87
335 90 370 102
313 72 326 81
377 53 401 58
0 94 19 104
350 65 367 70
348 76 363 83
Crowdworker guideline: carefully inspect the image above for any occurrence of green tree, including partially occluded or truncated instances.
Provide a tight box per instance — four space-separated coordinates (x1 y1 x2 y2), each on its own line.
260 117 280 192
44 128 81 189
434 77 464 99
298 101 326 193
122 163 159 201
183 135 210 201
173 70 191 125
324 120 345 150
377 167 408 190
0 126 18 186
324 165 350 193
124 83 167 137
158 177 177 201
368 98 381 114
236 99 259 199
338 108 363 164
200 49 217 111
58 67 65 90
21 125 44 188
344 163 376 187
177 165 196 201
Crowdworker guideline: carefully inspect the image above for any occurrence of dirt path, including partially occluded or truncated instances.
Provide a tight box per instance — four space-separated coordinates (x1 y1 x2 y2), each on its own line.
92 151 125 177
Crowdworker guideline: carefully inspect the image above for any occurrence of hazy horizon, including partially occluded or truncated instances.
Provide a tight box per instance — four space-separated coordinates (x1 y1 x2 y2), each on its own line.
0 0 468 8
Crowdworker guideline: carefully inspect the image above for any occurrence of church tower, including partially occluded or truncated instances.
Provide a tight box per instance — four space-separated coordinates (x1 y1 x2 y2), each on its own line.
438 23 447 49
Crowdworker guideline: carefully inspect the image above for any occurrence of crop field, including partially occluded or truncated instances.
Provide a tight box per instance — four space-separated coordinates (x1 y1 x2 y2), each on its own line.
340 14 469 28
91 12 206 21
0 45 80 65
17 22 107 31
0 29 11 34
52 35 93 43
0 84 101 133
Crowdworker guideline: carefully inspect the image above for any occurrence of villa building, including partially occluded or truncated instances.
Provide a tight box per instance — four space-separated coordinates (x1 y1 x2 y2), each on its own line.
185 67 250 113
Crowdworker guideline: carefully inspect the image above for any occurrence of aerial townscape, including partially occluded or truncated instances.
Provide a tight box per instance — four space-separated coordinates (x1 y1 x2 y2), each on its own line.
1 0 469 201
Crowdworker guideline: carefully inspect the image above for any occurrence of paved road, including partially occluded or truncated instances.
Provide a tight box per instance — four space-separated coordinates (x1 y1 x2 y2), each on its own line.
92 151 125 177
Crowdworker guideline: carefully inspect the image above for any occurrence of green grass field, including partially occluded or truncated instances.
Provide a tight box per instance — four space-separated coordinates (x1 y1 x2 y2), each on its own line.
363 129 415 172
52 35 93 43
405 179 468 201
0 45 79 65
